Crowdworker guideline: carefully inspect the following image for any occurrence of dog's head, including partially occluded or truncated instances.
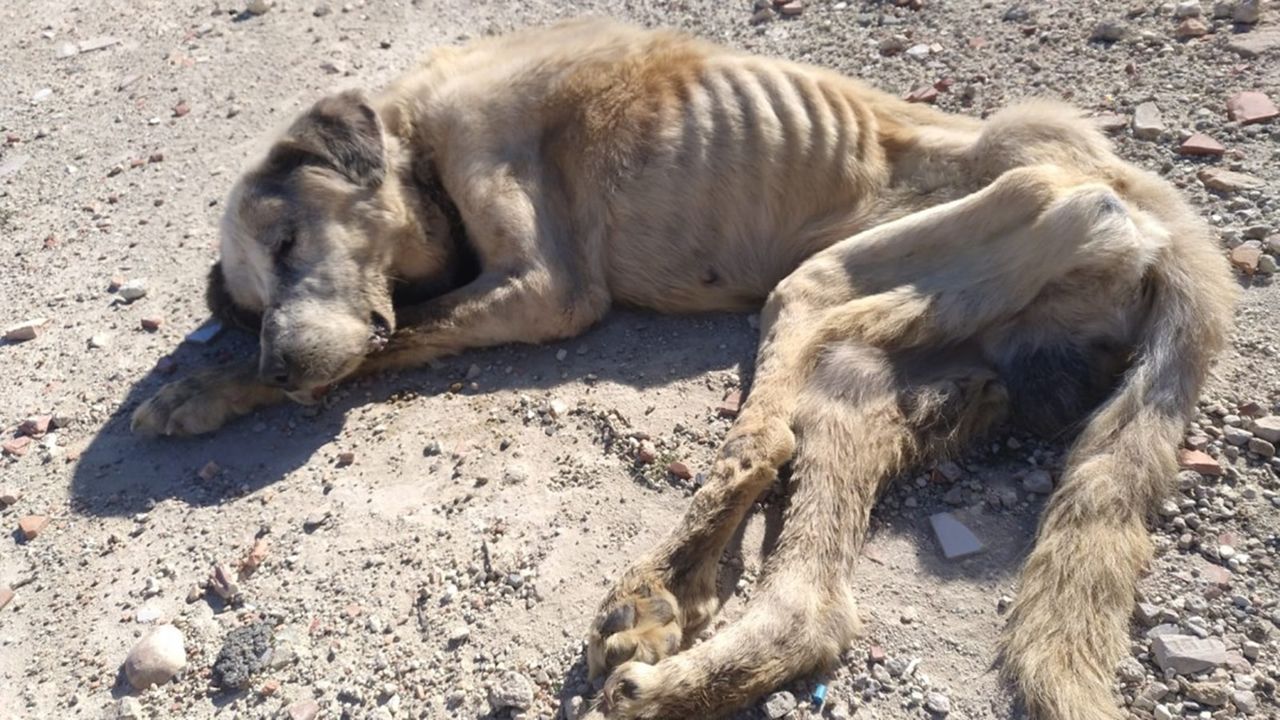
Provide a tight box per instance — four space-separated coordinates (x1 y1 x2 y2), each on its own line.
211 90 452 401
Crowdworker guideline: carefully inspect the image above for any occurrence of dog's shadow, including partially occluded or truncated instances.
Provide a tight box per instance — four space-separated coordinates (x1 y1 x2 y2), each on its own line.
68 308 758 518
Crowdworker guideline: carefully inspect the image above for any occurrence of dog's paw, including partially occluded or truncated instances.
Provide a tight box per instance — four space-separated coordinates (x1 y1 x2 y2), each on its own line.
131 374 243 437
587 578 684 681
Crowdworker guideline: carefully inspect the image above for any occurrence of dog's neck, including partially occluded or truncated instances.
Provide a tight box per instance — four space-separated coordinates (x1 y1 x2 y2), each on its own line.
381 142 479 306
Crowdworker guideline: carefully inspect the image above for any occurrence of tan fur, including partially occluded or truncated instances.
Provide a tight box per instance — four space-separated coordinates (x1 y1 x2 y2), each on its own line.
130 19 1236 720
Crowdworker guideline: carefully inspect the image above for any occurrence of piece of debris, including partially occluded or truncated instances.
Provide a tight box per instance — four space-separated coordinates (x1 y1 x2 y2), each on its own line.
140 317 163 332
238 538 269 579
1198 168 1264 193
764 690 798 718
929 512 984 559
1226 91 1279 125
212 621 273 688
336 451 355 467
667 461 693 480
198 461 221 481
124 624 187 690
717 390 742 418
185 319 224 344
3 318 47 342
3 437 33 457
1178 133 1224 156
17 515 49 540
1132 102 1164 140
1230 244 1262 275
1178 449 1222 475
208 563 241 601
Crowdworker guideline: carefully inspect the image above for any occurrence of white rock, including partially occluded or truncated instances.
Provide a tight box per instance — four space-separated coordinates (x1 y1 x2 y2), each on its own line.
124 624 187 689
1174 0 1203 17
488 671 534 711
118 279 148 301
1021 470 1054 494
925 691 951 714
1150 634 1226 675
1133 102 1164 140
929 512 984 559
246 0 272 14
763 691 797 718
1250 416 1280 443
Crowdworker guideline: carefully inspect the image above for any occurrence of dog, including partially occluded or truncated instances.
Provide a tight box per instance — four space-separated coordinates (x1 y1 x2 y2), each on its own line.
131 19 1236 720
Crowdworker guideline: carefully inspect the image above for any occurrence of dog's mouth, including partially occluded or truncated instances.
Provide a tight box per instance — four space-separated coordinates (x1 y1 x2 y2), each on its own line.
368 311 392 354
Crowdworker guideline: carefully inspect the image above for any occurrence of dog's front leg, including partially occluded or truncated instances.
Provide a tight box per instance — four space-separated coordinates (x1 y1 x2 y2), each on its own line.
360 262 607 374
132 362 286 437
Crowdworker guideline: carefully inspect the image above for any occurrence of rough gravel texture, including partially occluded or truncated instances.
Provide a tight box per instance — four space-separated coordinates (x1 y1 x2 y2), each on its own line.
1 1 1278 719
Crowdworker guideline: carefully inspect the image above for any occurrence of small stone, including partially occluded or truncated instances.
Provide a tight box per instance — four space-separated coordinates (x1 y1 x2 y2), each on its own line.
1178 133 1225 156
1178 449 1222 475
17 515 49 540
18 415 50 437
208 563 240 601
904 85 940 103
115 697 143 720
1117 656 1146 683
125 625 187 689
900 606 919 624
924 691 951 714
239 538 269 579
1021 470 1053 494
313 4 331 16
198 461 221 481
1199 168 1264 193
636 441 658 464
247 0 272 14
929 512 984 559
1247 437 1275 457
2 437 32 457
336 451 355 467
1132 102 1164 140
88 332 114 349
1092 113 1129 133
488 671 534 711
1174 0 1202 17
764 691 797 718
779 1 804 16
4 318 48 342
1222 425 1253 445
1151 634 1227 675
717 390 742 418
140 317 163 332
259 678 281 697
287 699 321 720
0 586 14 610
447 624 471 646
1227 91 1279 125
1186 681 1230 706
1175 17 1209 37
1092 19 1129 41
185 319 224 344
1232 690 1258 714
1234 0 1262 23
117 279 148 301
1250 415 1280 442
667 461 693 480
868 644 887 663
1230 244 1263 274
0 487 19 506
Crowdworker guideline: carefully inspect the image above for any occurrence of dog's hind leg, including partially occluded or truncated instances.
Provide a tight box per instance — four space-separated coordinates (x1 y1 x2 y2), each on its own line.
593 343 1006 720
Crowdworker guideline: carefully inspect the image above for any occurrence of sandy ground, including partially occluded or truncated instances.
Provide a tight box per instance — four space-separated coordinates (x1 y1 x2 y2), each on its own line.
1 1 1278 719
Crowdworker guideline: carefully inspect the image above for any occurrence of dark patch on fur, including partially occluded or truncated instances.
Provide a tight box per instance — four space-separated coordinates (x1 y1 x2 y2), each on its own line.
205 262 263 334
998 343 1124 439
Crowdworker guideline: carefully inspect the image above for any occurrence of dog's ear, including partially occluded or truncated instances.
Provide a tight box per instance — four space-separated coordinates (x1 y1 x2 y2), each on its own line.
206 261 263 333
267 90 385 188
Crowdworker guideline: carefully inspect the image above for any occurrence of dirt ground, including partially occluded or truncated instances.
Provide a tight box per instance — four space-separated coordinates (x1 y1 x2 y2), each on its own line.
1 1 1278 719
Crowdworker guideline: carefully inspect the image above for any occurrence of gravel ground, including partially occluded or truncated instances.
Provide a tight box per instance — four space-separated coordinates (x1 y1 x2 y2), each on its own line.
1 1 1278 719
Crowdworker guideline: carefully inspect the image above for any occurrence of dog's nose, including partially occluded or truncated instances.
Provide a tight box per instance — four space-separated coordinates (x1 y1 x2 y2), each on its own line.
259 353 297 389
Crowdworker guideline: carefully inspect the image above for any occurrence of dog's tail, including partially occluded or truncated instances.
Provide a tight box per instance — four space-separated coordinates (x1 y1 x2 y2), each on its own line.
999 185 1235 718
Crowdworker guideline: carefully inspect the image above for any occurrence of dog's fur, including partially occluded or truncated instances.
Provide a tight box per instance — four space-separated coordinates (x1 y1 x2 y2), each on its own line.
131 19 1236 720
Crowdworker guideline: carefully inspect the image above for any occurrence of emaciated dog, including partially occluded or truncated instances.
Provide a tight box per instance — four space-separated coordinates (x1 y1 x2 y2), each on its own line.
132 19 1236 720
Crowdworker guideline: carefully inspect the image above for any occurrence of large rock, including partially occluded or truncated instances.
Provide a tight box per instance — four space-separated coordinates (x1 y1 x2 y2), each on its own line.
124 625 187 689
1250 416 1280 443
488 671 534 711
1151 634 1227 675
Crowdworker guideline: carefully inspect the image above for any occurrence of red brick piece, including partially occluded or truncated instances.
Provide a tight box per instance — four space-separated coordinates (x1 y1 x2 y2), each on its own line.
1178 133 1225 156
1227 91 1278 125
1178 449 1222 476
667 461 693 480
18 515 50 540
